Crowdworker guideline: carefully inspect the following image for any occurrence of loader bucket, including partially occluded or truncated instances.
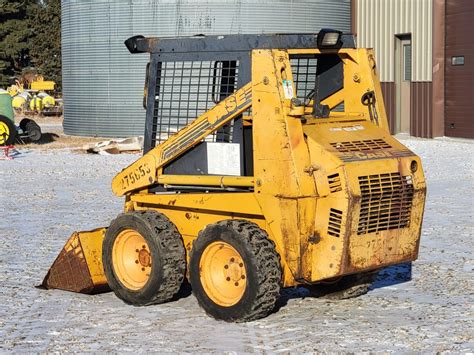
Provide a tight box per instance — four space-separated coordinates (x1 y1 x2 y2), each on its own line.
42 228 110 294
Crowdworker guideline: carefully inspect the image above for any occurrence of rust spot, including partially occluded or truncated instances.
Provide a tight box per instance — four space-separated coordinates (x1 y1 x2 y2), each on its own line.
138 249 151 267
42 240 108 294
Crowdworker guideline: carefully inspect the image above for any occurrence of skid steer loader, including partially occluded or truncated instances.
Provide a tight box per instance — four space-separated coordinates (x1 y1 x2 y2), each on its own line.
43 30 426 322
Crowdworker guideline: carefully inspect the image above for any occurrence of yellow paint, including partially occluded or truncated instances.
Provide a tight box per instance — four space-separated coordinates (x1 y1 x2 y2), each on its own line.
30 80 55 91
199 241 247 307
157 175 254 188
74 228 108 288
112 229 151 290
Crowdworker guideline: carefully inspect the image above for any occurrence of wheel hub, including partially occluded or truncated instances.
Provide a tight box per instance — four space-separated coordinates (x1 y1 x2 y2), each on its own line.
224 259 245 285
112 229 152 290
138 247 151 267
0 122 9 145
199 241 247 307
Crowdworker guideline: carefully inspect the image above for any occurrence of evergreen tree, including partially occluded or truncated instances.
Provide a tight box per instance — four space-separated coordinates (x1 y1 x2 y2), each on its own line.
0 0 31 87
28 0 61 91
0 0 61 91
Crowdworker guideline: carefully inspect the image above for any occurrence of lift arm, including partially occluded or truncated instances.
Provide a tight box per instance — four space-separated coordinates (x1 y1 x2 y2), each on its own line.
112 82 252 196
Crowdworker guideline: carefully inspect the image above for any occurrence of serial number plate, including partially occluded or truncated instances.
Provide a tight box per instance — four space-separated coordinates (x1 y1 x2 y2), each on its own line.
120 163 152 190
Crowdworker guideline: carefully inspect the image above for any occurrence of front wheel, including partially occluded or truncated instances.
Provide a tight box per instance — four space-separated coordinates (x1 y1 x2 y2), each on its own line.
189 220 281 322
103 210 186 306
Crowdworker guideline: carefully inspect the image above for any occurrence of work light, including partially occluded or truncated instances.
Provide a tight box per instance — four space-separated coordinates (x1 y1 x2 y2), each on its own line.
317 29 343 49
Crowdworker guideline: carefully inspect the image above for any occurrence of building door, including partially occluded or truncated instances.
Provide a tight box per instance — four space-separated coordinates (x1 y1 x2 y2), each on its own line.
395 35 412 134
445 0 474 138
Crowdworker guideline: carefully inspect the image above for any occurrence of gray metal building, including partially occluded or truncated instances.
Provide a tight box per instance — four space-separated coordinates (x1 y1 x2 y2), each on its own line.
62 0 351 137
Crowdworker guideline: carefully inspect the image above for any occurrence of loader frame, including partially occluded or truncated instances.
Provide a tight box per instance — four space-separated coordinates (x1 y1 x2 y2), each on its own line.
44 33 426 306
109 33 425 288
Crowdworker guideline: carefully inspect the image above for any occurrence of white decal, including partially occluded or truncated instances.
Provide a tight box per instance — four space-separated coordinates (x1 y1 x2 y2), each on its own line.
282 80 294 99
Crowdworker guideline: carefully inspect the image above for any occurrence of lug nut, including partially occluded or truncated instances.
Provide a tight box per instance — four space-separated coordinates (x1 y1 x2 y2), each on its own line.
224 265 229 269
241 275 245 279
141 267 145 271
226 277 231 281
135 249 139 252
135 260 139 264
239 263 243 267
234 282 239 286
230 258 235 262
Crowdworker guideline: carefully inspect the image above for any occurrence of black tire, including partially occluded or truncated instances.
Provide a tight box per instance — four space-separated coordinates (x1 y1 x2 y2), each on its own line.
305 271 378 300
0 115 16 146
189 220 281 322
25 120 42 142
19 118 31 131
103 210 186 306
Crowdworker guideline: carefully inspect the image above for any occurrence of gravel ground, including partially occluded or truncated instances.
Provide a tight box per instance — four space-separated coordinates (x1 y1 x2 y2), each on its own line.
0 138 473 352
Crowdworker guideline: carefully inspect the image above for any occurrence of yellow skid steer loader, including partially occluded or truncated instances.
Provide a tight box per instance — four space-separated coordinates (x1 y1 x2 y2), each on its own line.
43 30 426 322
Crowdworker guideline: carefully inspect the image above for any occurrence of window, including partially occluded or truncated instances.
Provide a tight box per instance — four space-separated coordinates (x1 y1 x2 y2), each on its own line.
403 44 412 81
452 56 465 66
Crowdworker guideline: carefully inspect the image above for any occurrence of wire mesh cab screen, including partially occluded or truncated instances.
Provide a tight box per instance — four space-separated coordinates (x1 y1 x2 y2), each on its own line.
148 53 344 149
151 60 239 146
290 54 344 111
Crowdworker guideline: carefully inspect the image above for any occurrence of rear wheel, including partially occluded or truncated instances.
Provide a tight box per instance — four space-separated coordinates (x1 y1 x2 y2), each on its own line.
20 118 42 142
189 220 281 322
0 115 16 146
305 271 378 300
19 118 30 131
103 210 186 306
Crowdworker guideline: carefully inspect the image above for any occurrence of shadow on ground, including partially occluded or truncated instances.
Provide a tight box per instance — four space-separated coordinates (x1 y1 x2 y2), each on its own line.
273 262 413 314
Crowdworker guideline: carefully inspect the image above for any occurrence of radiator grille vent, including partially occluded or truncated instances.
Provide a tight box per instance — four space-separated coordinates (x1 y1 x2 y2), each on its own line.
328 208 343 237
328 173 342 193
357 173 414 235
331 139 392 153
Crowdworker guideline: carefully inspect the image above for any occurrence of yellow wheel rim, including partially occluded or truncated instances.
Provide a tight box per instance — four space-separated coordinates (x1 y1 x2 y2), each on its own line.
0 122 10 145
199 241 247 307
112 229 152 290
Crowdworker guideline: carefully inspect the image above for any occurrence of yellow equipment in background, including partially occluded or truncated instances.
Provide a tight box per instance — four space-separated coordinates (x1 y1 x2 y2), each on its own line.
43 31 426 322
29 96 43 111
29 75 56 91
12 92 30 110
37 92 56 107
6 74 61 114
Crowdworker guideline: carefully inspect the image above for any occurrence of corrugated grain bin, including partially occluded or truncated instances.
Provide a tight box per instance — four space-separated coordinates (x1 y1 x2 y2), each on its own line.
62 0 351 137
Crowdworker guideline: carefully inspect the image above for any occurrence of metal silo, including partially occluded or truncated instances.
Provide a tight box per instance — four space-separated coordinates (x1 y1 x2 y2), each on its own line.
62 0 351 137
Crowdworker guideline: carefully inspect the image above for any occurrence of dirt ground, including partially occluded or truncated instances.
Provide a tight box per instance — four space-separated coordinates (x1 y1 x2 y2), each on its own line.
14 114 109 151
0 120 473 352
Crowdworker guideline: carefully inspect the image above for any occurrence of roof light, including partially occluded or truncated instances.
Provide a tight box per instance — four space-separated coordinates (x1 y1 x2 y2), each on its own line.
317 29 343 49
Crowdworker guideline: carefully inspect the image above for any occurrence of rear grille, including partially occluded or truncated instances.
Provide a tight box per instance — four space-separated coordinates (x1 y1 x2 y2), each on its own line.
357 173 414 235
328 173 342 193
331 139 392 153
328 208 343 237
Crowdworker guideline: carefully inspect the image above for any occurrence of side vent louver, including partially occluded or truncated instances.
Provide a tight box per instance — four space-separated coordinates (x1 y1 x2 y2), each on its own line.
328 173 342 193
328 208 343 237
